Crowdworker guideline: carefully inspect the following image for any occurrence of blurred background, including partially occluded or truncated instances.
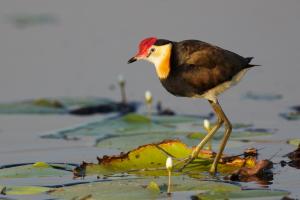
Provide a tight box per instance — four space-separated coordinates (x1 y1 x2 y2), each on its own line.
0 0 299 116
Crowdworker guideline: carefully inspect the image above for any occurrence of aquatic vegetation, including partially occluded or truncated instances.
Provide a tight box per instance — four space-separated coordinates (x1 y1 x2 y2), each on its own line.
0 162 74 179
41 114 274 154
280 105 300 121
0 100 290 199
73 140 269 178
242 91 283 101
287 138 300 146
0 97 138 115
0 140 289 199
50 177 288 200
282 145 300 169
6 13 57 28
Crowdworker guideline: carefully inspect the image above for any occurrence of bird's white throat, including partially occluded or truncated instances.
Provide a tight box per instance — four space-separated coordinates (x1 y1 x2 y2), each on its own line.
146 44 172 79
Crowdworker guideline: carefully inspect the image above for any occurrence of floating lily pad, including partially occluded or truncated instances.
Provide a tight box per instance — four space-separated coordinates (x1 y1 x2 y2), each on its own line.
280 105 300 121
43 113 270 151
151 114 213 124
42 114 174 139
280 112 300 121
7 13 57 29
49 175 288 200
0 185 50 195
0 97 124 115
0 163 73 179
232 123 253 129
193 188 288 200
74 140 257 178
95 131 191 151
287 138 300 147
50 177 239 200
243 91 283 101
187 128 274 141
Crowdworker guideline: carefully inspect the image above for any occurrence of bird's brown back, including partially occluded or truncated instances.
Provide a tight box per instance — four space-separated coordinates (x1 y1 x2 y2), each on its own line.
160 40 254 97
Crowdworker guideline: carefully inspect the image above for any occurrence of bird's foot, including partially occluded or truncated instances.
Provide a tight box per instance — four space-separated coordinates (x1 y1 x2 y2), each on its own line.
208 161 218 175
173 156 196 172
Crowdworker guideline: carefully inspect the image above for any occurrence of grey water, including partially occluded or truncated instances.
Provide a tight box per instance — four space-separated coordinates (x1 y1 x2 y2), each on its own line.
0 0 300 199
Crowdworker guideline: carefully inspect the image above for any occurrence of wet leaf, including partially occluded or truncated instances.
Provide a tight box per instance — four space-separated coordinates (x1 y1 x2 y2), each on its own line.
282 145 300 169
0 97 120 115
280 106 300 121
74 140 259 178
49 176 288 200
50 176 240 200
151 114 213 124
7 14 57 28
146 181 160 193
69 102 138 116
280 112 300 121
32 162 50 168
287 138 300 147
232 123 253 129
227 160 273 184
187 128 274 141
0 185 49 195
43 114 173 139
243 91 283 101
192 188 288 200
95 131 191 151
0 163 73 179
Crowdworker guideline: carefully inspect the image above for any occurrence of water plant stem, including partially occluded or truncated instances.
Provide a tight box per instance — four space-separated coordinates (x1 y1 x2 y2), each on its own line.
120 84 127 104
167 170 171 194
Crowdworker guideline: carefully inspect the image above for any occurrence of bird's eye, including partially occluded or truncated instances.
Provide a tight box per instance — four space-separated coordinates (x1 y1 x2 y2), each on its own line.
150 48 155 52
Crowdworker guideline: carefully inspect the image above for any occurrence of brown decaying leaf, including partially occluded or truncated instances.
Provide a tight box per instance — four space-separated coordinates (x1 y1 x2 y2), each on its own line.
226 160 273 186
282 144 300 169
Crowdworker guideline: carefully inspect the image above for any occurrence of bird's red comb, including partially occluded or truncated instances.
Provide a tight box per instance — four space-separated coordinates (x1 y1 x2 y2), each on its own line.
137 37 157 56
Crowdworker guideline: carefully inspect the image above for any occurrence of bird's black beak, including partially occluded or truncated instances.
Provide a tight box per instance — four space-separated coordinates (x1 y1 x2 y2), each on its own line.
128 57 137 64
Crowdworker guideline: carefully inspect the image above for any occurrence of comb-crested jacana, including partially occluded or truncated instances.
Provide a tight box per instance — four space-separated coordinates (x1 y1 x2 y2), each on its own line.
128 37 257 173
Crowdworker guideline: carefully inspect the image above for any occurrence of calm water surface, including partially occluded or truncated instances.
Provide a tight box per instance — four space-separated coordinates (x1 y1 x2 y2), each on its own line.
0 0 299 199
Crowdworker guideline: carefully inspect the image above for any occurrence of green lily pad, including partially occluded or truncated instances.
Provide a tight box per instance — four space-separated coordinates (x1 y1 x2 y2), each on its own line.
0 163 73 179
243 91 283 101
7 14 57 28
95 131 190 151
49 176 288 200
151 114 208 124
43 114 174 139
280 112 300 121
193 188 288 200
43 113 270 149
0 185 50 195
187 128 274 141
49 177 240 200
0 97 117 114
75 140 256 177
287 138 300 146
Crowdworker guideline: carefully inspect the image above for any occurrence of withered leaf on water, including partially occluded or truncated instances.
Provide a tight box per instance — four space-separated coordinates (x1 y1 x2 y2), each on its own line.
227 160 273 185
282 145 300 169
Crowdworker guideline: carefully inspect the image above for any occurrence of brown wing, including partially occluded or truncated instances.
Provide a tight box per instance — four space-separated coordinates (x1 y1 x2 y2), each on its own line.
172 40 252 93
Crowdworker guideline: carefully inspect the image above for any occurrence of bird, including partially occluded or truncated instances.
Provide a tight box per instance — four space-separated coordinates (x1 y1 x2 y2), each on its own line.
128 37 257 174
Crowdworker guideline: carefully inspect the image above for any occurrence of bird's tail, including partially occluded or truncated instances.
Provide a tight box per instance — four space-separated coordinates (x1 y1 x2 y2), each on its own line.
246 57 260 67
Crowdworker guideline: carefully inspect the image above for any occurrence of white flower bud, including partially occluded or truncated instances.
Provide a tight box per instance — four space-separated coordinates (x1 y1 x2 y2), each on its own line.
203 119 210 131
118 74 125 85
166 157 173 171
145 90 153 103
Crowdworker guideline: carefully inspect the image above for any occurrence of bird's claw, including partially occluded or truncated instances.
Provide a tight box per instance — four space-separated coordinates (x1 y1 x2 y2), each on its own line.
173 156 195 172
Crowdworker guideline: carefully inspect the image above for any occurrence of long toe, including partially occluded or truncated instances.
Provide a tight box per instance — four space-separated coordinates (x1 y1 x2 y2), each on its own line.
175 156 196 172
209 162 217 175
